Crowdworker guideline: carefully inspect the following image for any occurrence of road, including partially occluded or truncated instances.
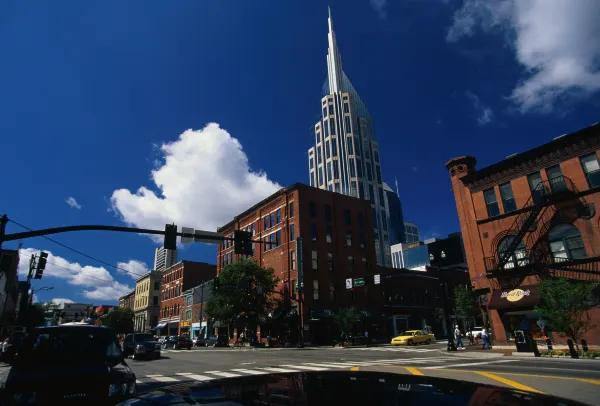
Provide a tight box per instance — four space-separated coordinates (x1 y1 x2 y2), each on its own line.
129 342 600 405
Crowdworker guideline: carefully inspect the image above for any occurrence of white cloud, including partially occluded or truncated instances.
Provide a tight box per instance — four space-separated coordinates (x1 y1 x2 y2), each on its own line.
466 91 494 124
17 248 134 301
65 197 82 210
370 0 387 18
447 0 600 113
110 123 281 234
116 260 148 279
51 298 75 306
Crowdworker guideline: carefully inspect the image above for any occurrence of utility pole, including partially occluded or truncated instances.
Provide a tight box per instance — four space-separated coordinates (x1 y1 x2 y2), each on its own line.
0 214 8 251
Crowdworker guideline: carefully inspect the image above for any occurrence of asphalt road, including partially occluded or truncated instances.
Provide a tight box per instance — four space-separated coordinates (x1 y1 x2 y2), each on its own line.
128 342 600 405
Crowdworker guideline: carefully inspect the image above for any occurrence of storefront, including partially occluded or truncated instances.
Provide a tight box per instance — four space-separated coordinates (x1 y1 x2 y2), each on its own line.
488 285 550 344
191 322 201 339
179 321 191 336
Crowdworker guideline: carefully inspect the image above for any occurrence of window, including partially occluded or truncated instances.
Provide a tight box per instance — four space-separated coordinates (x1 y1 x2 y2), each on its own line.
291 250 296 269
187 296 193 306
310 171 315 187
366 163 373 181
499 182 517 212
374 150 379 163
356 159 362 177
276 209 281 224
325 141 331 158
318 167 323 186
313 280 319 300
497 236 528 269
376 165 382 184
360 233 366 248
175 285 180 296
347 138 353 154
329 104 334 115
349 158 356 177
548 224 587 260
290 224 295 241
153 296 158 306
154 281 160 290
354 138 361 157
333 161 339 179
527 172 544 202
332 140 338 156
358 183 364 199
326 224 332 243
362 257 368 272
335 182 340 192
323 107 327 117
327 162 332 180
345 116 351 133
581 153 600 188
329 283 335 302
483 188 500 217
344 103 349 113
330 119 336 135
325 204 331 222
317 147 322 164
546 165 566 192
311 223 317 241
310 201 317 217
289 202 294 218
264 215 269 230
270 212 275 227
186 310 192 321
275 230 281 247
346 231 352 246
328 184 333 191
381 210 388 231
312 250 318 270
358 213 364 228
327 252 333 271
347 256 354 272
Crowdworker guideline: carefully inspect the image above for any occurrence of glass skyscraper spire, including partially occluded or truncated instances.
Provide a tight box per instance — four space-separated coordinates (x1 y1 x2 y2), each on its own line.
308 8 392 266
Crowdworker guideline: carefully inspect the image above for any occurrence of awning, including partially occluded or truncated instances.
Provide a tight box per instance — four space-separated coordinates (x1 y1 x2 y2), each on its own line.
153 322 167 329
488 285 541 310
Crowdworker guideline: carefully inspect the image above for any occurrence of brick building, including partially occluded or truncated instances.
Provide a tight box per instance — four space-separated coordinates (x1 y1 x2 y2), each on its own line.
189 281 212 340
446 123 600 346
217 183 379 345
156 261 217 336
119 291 135 310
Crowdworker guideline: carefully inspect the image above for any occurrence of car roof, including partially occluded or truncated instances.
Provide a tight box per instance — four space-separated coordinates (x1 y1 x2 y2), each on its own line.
405 330 420 333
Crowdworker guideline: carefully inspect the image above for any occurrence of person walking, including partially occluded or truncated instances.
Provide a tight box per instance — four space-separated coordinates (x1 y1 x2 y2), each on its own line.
364 330 369 346
481 328 491 349
468 331 474 346
454 325 464 349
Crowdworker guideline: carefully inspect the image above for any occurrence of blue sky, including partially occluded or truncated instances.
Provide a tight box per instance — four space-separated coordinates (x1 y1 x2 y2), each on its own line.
1 0 599 305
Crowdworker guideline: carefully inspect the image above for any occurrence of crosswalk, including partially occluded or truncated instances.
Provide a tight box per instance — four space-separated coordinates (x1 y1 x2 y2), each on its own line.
134 357 519 385
344 346 438 353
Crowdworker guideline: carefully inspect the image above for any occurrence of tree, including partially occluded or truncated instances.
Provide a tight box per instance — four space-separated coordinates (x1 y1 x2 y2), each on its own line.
100 307 134 334
27 303 47 326
333 307 360 338
535 278 600 352
205 259 280 334
453 285 479 330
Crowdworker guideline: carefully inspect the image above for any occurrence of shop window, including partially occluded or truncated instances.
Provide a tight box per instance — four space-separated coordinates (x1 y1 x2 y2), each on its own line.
548 224 587 261
497 236 528 269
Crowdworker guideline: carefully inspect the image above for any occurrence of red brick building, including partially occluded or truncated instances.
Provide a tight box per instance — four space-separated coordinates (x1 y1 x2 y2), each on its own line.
156 260 217 336
446 123 600 346
118 291 135 310
217 183 379 345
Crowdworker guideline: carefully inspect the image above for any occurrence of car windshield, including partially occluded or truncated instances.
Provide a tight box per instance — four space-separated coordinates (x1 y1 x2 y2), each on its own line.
134 334 155 342
20 328 121 365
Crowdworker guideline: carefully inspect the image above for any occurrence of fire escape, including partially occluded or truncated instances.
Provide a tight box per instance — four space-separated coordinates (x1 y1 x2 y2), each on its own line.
484 175 600 285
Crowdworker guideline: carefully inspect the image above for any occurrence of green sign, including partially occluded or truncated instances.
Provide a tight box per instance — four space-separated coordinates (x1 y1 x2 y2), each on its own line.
353 277 365 287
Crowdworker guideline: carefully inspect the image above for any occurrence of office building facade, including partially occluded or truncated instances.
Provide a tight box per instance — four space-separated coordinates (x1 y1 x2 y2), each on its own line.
307 8 391 266
384 182 406 245
154 247 177 272
404 222 419 244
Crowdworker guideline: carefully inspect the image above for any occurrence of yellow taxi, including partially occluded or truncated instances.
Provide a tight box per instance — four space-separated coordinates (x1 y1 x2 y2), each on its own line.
391 330 434 346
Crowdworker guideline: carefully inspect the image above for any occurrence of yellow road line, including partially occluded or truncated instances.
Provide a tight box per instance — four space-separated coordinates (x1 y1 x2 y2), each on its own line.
475 371 543 394
577 378 600 385
405 367 424 376
350 367 360 371
443 369 598 385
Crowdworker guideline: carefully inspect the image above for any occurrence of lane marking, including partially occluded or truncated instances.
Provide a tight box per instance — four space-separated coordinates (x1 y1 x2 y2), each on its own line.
424 360 518 369
260 367 300 373
304 363 349 368
475 371 543 394
144 374 179 382
405 367 424 376
576 378 600 386
230 369 268 375
280 365 327 371
175 373 214 381
433 369 600 386
204 371 241 378
351 367 360 371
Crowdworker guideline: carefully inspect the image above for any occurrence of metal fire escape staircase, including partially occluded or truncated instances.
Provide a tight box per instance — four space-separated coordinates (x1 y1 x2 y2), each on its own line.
485 175 600 281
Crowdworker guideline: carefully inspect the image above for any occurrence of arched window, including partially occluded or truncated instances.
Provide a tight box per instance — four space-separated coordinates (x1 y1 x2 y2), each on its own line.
548 224 587 261
497 236 528 269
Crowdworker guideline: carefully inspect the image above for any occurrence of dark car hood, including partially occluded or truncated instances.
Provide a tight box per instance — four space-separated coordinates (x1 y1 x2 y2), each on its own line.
118 371 586 406
8 361 133 386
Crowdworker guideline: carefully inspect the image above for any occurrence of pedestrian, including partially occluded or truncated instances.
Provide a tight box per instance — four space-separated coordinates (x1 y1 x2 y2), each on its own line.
364 330 369 346
454 325 464 349
468 331 474 346
481 329 490 350
267 334 272 348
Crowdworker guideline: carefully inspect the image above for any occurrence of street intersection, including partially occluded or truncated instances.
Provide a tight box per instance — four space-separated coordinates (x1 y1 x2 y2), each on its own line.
128 343 600 405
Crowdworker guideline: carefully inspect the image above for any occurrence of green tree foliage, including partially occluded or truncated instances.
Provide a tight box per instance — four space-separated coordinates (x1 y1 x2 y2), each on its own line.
27 303 47 326
100 307 134 333
333 307 360 337
453 286 479 327
205 259 280 332
535 278 600 351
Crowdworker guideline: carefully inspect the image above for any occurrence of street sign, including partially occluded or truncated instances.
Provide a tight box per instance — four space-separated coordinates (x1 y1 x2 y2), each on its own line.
374 274 381 285
353 277 365 287
181 227 195 244
345 278 352 289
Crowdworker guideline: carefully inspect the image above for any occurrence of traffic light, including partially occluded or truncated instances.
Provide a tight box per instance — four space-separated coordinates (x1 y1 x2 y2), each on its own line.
212 277 220 293
34 252 48 279
164 224 178 250
234 230 252 256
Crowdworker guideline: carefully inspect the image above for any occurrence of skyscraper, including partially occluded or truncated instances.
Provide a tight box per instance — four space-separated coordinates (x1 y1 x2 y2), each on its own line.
154 247 177 272
307 8 391 266
384 182 406 245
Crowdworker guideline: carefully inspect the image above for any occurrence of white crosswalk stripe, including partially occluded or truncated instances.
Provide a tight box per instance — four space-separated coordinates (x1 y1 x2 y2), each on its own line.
280 364 327 371
260 367 301 373
231 369 268 375
176 372 214 381
348 347 437 352
204 371 242 378
424 359 518 369
145 374 179 382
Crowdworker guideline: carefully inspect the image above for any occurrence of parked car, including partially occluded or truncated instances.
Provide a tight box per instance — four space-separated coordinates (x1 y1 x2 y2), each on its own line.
162 336 193 350
194 334 229 347
1 325 136 403
391 330 434 346
122 333 161 360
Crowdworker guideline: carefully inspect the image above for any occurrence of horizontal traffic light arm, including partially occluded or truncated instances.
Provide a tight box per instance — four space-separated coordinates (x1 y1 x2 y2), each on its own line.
4 223 277 244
